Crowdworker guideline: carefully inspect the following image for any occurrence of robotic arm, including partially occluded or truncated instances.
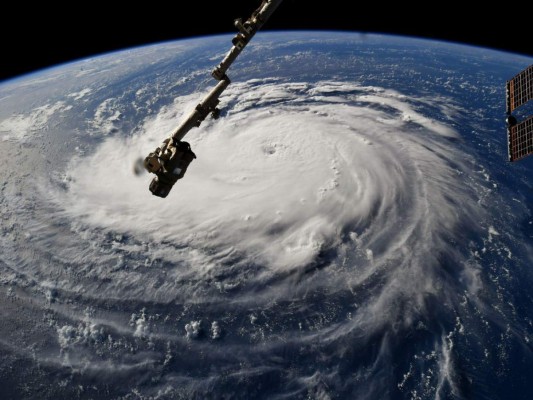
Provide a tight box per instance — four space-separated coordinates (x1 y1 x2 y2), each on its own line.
144 0 284 198
212 0 284 81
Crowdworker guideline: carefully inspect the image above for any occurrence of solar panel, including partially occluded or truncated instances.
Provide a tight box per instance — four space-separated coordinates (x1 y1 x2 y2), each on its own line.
508 115 533 162
506 65 533 114
506 64 533 162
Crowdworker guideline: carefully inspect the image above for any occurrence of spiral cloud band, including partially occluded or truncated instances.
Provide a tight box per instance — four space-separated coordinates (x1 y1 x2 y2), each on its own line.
8 78 490 399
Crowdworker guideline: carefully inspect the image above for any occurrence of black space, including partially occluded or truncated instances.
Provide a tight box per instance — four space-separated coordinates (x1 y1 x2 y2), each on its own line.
3 1 531 82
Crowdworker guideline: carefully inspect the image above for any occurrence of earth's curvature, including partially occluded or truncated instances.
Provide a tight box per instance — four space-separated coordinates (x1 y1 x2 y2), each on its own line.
0 32 532 400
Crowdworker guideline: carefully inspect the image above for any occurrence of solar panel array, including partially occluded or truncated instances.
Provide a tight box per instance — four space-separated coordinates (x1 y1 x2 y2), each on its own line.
506 64 533 162
508 116 533 161
506 64 533 114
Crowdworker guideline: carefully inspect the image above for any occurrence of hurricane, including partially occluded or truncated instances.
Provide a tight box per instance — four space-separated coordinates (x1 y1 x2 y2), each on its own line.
1 33 532 400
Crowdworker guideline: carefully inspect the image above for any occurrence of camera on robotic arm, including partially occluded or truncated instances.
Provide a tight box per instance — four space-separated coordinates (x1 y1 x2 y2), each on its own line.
144 138 197 198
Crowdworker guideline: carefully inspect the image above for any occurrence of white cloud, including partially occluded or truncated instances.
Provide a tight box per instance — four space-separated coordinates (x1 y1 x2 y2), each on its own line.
185 320 202 339
0 101 69 141
90 98 123 135
68 88 92 100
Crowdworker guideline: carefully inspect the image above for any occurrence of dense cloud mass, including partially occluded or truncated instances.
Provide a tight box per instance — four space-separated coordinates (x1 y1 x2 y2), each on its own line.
57 80 478 300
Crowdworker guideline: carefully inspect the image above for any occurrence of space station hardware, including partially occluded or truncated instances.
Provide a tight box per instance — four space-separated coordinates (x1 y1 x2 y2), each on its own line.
144 0 284 197
506 64 533 162
144 140 197 198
